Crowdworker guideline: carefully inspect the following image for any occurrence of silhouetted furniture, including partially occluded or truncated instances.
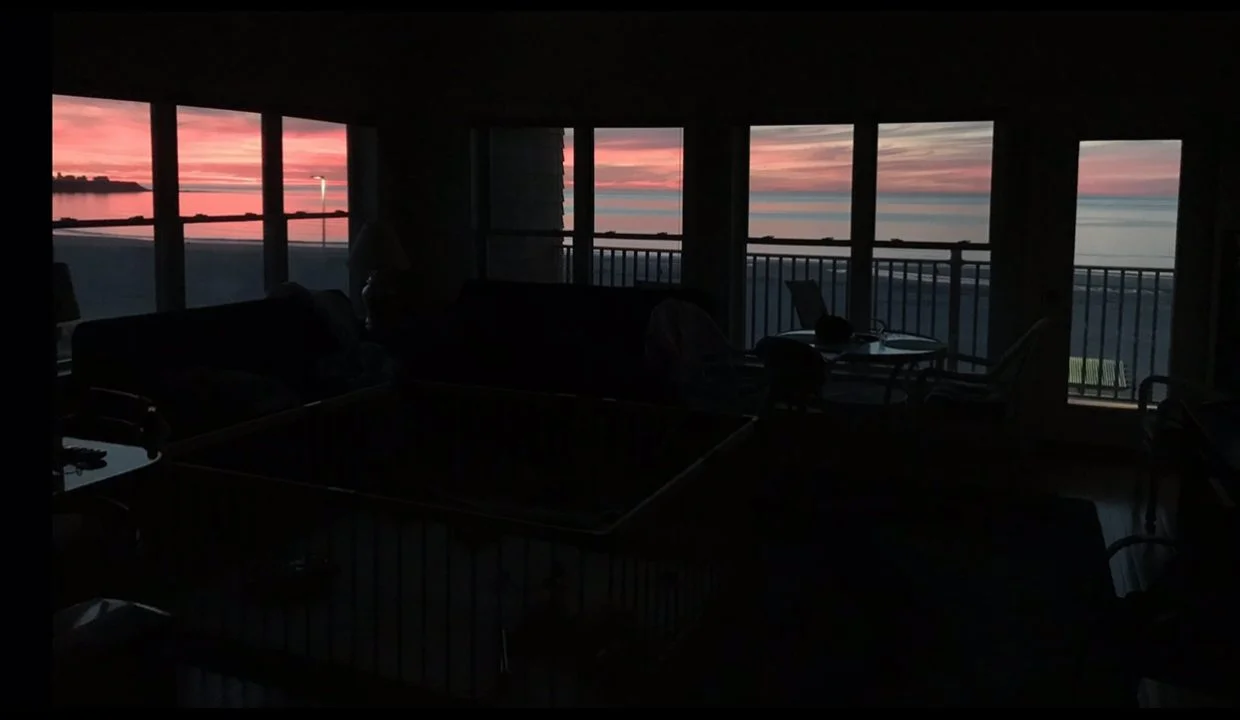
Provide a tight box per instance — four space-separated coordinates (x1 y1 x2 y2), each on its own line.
56 437 161 495
53 261 80 476
71 294 381 443
771 329 944 406
1136 375 1225 535
1108 396 1239 702
773 480 1135 703
754 335 827 415
784 279 832 330
55 391 163 609
61 387 167 456
53 598 174 707
351 221 412 333
125 382 755 707
913 316 1050 415
398 280 718 404
645 298 763 412
54 490 144 611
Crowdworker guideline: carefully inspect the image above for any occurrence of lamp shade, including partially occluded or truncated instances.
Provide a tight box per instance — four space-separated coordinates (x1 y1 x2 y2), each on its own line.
349 222 410 274
53 262 80 324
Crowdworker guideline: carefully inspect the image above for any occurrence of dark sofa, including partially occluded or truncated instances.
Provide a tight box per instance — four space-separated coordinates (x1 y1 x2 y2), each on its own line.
70 295 366 442
68 281 716 441
397 280 717 404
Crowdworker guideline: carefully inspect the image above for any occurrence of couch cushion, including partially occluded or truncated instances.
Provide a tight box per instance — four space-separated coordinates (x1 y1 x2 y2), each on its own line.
155 366 301 440
71 298 344 400
439 280 715 399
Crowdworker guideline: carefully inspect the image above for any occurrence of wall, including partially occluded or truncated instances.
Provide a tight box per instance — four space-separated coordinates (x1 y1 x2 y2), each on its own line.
372 124 567 310
54 13 1237 127
987 116 1081 439
486 128 567 283
376 122 475 312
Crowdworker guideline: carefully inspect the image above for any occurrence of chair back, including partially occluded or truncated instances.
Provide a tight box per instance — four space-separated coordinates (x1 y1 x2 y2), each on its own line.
785 279 830 330
986 316 1052 403
645 298 736 384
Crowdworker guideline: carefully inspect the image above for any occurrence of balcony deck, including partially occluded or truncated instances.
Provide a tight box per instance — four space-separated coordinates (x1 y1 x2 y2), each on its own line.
553 237 1173 404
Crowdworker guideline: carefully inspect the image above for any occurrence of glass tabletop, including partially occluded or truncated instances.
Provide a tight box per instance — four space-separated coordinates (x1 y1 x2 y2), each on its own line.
776 330 947 363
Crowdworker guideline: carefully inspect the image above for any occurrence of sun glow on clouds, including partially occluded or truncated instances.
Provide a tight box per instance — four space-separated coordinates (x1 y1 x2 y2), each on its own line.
54 95 1180 197
52 95 348 189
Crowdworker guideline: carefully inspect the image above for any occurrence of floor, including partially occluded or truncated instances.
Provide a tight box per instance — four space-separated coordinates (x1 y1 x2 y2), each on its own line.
67 430 1225 707
645 460 1138 707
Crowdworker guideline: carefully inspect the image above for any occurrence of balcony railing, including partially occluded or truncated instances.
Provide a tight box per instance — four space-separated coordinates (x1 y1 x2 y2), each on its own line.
543 236 1174 404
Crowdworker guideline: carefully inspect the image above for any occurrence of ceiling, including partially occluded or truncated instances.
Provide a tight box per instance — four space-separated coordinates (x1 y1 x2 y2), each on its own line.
53 12 1238 127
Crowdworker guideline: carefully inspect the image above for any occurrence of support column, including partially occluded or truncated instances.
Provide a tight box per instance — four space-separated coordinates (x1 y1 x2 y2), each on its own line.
572 127 594 285
485 128 567 284
848 121 877 330
988 115 1079 432
1209 121 1240 392
473 128 491 280
1170 122 1225 386
346 125 379 311
682 123 747 340
150 103 184 312
986 118 1032 360
727 126 751 344
261 113 288 293
374 120 475 312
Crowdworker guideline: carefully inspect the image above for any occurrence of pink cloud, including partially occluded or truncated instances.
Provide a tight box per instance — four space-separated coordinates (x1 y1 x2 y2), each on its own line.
52 95 347 189
751 125 854 193
1078 140 1181 197
52 95 152 182
53 97 1182 199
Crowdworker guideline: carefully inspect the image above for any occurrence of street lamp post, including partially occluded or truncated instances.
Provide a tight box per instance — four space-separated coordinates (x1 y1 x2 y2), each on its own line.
311 175 327 248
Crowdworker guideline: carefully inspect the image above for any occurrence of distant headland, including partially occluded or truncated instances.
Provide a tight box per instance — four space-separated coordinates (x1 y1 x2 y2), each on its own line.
52 174 149 194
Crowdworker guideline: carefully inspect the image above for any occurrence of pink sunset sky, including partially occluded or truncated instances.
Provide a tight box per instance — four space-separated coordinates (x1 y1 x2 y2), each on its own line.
53 95 1182 197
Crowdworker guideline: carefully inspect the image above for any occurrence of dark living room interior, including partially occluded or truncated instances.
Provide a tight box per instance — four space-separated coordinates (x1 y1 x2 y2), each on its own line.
50 11 1238 707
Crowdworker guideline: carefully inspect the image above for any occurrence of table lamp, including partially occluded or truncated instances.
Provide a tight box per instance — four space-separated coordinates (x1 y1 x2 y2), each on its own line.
349 221 410 333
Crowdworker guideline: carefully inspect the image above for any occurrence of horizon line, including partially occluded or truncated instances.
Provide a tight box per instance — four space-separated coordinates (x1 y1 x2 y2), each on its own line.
51 182 1180 201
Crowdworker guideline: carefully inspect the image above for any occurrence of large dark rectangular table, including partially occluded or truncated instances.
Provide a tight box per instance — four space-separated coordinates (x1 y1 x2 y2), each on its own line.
132 383 757 707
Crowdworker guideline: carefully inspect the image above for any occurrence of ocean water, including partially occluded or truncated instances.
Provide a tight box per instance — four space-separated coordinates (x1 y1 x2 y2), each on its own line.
52 187 1178 397
52 186 1179 267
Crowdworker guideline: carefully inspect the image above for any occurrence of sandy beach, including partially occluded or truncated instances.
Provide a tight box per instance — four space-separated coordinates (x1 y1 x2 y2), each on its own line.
54 232 349 315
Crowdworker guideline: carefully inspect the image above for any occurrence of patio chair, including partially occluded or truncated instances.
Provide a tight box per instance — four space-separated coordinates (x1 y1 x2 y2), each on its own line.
1105 392 1238 704
785 279 833 331
912 316 1051 418
908 316 1052 475
645 298 764 412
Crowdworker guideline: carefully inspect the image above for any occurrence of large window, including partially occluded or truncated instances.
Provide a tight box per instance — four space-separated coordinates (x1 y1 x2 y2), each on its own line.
52 95 156 358
874 122 994 364
746 124 854 345
592 127 684 287
178 106 265 307
284 117 349 292
52 94 354 363
1070 140 1181 403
